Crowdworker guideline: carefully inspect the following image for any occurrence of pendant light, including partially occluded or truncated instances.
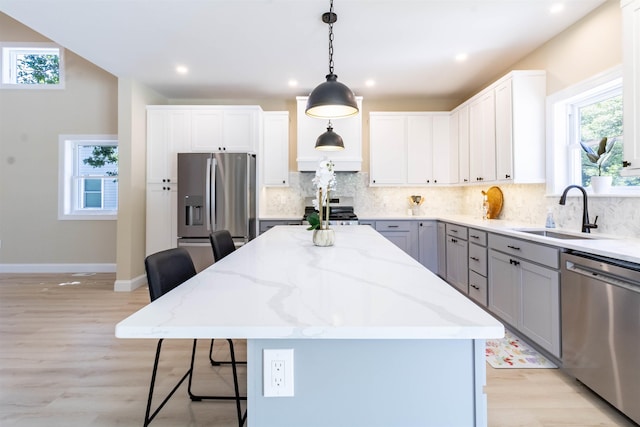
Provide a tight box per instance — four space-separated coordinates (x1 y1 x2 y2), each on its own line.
315 121 344 151
305 0 359 119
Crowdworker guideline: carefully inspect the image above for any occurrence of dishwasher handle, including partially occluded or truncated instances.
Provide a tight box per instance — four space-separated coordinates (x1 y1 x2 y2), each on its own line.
565 260 640 295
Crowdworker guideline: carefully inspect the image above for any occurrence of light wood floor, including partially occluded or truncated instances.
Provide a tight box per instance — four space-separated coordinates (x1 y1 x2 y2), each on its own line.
0 273 636 427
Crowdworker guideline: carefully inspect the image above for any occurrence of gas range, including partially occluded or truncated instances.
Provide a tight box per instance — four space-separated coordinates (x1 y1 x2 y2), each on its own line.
303 196 359 225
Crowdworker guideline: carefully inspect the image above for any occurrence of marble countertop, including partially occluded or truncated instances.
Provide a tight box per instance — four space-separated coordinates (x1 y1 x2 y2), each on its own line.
116 225 503 340
372 214 640 264
268 214 639 265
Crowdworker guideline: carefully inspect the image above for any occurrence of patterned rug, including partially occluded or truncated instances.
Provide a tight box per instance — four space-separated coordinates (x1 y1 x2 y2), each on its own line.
486 330 557 369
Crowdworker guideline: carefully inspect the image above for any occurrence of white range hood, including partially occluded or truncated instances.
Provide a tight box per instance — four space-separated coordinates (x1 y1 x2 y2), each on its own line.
296 96 363 172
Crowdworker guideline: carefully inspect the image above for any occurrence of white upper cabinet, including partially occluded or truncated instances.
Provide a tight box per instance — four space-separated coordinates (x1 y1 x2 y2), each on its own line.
494 71 546 183
469 90 496 183
296 96 363 171
262 111 290 186
407 115 434 184
622 0 640 174
453 104 470 184
466 70 545 184
191 109 223 151
370 113 407 185
431 114 456 184
146 108 191 183
370 112 452 186
190 106 261 153
148 106 261 157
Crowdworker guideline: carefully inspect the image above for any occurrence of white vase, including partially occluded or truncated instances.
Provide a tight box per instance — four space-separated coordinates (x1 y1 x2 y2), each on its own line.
312 228 335 247
591 176 612 194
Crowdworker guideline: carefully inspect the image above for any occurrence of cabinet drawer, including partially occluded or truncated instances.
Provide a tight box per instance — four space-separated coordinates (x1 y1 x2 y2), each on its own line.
468 229 487 246
375 221 411 232
469 243 487 276
489 233 559 269
469 270 487 307
445 223 468 240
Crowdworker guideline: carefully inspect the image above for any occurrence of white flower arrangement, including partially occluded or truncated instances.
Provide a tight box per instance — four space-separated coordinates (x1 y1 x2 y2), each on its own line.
307 159 336 230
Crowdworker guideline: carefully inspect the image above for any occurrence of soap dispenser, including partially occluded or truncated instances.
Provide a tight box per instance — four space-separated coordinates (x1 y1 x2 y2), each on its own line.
545 210 556 228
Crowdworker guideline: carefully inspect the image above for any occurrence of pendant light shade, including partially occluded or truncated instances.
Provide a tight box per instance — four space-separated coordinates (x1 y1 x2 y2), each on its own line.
315 122 344 151
305 1 359 120
306 74 359 119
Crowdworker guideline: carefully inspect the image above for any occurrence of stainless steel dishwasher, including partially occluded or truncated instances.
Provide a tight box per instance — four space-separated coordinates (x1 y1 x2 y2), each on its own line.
561 251 640 425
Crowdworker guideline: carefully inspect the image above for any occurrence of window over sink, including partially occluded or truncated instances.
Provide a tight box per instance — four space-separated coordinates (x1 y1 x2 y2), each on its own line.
547 65 639 195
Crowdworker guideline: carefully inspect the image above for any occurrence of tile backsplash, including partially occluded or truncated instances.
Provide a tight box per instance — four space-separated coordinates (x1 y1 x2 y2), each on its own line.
262 173 640 239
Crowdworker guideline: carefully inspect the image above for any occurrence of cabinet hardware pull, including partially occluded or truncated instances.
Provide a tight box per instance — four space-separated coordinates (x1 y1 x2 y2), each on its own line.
505 174 511 179
470 235 479 239
509 259 520 266
623 160 632 167
507 245 521 250
451 238 458 243
470 284 479 290
450 229 458 233
470 256 479 261
387 225 399 228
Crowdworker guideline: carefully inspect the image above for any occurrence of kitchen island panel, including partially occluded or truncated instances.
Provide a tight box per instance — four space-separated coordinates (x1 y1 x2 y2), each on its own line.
248 338 486 427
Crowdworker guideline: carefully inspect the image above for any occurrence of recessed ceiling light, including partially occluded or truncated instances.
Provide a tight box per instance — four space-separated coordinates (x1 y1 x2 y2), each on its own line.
550 3 565 14
365 79 375 87
455 53 468 62
288 79 298 87
176 65 188 75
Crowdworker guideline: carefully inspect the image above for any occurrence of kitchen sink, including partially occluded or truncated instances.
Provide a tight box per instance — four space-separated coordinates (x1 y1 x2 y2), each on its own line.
513 229 601 240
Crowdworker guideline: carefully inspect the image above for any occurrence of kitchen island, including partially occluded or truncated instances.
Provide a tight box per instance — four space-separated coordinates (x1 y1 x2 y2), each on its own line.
116 225 503 427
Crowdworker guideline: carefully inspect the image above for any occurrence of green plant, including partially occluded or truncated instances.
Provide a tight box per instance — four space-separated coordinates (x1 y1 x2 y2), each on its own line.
306 211 321 230
580 137 616 176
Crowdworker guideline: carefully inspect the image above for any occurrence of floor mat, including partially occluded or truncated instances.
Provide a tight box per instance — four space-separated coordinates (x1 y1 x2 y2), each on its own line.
486 330 557 369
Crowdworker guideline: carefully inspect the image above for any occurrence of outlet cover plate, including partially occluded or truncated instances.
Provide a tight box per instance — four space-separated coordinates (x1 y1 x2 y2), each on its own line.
263 348 294 397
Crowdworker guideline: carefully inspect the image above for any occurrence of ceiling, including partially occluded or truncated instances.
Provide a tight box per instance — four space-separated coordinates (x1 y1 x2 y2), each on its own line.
0 0 607 101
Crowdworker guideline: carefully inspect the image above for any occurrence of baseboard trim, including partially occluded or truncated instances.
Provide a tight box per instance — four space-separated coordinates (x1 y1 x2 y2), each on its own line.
0 263 116 273
114 274 147 292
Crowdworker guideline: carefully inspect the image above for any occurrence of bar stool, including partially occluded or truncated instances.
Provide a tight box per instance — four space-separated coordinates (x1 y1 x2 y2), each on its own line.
143 247 245 427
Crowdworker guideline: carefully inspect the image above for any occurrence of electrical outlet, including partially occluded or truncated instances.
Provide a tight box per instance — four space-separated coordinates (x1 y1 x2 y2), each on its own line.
263 349 294 397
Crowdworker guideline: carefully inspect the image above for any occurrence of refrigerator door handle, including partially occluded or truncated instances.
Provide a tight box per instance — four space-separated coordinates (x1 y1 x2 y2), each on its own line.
205 157 212 231
207 157 217 231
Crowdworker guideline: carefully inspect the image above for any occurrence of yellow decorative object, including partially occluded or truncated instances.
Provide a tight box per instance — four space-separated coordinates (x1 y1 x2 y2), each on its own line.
481 186 504 219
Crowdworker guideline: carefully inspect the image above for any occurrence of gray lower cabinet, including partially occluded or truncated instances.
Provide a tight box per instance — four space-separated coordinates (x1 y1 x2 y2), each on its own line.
437 222 446 278
418 221 437 273
259 219 302 234
375 220 419 260
445 223 468 294
488 234 561 357
468 228 488 306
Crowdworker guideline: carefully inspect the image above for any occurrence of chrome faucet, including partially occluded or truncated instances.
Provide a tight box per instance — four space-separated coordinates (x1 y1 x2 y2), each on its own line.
559 185 598 233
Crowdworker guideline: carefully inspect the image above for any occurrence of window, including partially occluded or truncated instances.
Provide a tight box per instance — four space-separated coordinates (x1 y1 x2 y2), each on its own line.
59 135 118 220
547 66 638 195
1 42 65 89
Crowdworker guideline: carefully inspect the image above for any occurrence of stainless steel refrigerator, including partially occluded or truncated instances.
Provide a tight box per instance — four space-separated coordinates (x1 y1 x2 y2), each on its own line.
177 152 256 271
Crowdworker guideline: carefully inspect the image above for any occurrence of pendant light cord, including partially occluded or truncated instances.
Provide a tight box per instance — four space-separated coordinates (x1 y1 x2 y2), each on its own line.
328 0 334 75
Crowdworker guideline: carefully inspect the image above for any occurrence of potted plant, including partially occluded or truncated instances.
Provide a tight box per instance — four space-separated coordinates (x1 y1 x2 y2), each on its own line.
580 137 616 193
307 160 336 246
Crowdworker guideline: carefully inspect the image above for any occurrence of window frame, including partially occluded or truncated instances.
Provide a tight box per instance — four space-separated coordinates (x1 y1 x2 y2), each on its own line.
1 42 65 89
546 66 636 196
58 135 118 220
